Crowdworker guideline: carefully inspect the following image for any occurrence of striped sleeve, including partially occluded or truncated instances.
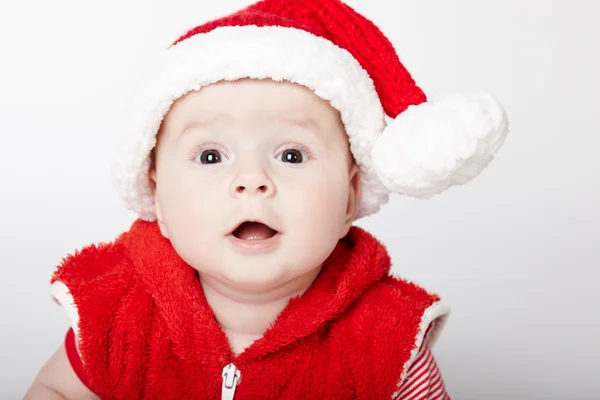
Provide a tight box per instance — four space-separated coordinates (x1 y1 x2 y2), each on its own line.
392 345 450 400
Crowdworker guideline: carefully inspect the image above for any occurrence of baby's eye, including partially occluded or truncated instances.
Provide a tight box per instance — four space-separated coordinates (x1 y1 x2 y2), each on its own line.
277 149 307 164
195 149 228 164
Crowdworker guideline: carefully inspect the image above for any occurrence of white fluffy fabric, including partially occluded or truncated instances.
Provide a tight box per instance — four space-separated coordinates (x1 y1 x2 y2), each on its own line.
51 281 80 338
112 25 388 221
372 93 508 198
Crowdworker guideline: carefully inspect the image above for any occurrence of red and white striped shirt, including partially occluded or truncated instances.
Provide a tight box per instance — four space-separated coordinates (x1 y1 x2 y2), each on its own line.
65 329 449 399
394 345 450 400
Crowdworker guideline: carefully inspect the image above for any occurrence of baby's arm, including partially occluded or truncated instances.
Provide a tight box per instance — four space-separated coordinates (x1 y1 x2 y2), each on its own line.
25 344 98 400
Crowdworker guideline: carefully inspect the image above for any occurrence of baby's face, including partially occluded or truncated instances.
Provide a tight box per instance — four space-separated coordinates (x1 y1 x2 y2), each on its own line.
149 78 360 291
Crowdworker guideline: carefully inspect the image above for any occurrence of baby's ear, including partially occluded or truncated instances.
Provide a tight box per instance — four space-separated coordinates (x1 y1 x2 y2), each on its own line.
148 168 169 239
148 168 157 195
341 163 362 238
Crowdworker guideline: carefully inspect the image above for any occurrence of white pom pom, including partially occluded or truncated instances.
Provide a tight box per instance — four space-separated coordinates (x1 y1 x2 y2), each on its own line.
371 93 508 198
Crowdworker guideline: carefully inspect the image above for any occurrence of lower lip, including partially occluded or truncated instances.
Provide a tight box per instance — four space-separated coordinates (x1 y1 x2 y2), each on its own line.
227 233 281 254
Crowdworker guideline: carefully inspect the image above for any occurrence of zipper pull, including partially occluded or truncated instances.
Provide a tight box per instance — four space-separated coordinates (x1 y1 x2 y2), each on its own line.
221 363 241 400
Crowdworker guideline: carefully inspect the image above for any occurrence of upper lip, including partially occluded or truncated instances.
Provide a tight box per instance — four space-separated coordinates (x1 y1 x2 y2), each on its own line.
228 219 280 236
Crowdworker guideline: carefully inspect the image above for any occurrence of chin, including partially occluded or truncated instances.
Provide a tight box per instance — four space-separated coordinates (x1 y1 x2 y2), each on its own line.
222 267 285 289
222 262 317 292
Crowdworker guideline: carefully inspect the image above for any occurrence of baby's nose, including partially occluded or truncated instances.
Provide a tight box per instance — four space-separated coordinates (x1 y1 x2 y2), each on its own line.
230 173 275 198
234 183 271 195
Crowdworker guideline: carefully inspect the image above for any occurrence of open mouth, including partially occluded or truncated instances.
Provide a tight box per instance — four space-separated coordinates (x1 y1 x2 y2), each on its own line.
232 221 278 241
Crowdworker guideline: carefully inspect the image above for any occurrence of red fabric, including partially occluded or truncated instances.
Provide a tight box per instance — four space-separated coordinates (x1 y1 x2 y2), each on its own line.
52 220 443 399
171 0 427 118
65 331 450 399
64 328 92 391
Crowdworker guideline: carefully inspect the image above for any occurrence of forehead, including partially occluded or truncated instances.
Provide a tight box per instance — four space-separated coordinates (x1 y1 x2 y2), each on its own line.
162 78 345 133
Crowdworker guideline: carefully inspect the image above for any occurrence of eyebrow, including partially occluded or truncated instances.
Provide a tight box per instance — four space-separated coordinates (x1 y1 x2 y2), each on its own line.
278 116 325 134
177 113 327 139
179 114 234 137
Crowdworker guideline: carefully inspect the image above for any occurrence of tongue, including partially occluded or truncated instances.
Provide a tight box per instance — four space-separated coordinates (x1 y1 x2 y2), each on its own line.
234 222 276 241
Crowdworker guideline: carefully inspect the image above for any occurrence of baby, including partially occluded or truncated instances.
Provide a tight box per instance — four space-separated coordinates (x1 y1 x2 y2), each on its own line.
26 0 508 399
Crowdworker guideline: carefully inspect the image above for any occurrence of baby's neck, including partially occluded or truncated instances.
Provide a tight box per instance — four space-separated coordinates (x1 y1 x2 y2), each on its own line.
200 268 322 355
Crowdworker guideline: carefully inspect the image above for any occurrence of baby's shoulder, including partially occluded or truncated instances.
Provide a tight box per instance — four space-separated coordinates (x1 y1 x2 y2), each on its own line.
341 274 447 337
50 233 140 325
362 274 442 310
51 236 130 286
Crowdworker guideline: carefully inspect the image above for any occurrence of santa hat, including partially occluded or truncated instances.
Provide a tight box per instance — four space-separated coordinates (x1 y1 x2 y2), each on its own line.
113 0 508 221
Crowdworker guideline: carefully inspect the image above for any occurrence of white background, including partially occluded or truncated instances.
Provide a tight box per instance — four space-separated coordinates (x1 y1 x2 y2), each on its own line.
1 0 599 398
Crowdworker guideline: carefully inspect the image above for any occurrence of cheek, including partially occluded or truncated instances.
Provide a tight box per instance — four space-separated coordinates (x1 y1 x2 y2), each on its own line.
156 165 227 225
277 173 348 276
281 166 350 234
156 166 229 267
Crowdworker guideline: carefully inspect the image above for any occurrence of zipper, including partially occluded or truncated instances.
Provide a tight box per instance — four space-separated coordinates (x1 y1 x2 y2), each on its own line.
221 363 241 400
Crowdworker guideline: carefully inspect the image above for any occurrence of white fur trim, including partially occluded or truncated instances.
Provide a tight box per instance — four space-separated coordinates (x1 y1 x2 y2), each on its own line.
396 300 450 389
51 281 81 340
111 25 389 221
372 93 509 198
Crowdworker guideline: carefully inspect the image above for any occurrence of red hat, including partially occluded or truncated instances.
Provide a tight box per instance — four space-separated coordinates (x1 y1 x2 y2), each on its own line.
113 0 508 221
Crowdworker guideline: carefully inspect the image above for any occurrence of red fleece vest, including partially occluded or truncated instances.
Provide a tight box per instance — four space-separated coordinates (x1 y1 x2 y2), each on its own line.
51 220 445 399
